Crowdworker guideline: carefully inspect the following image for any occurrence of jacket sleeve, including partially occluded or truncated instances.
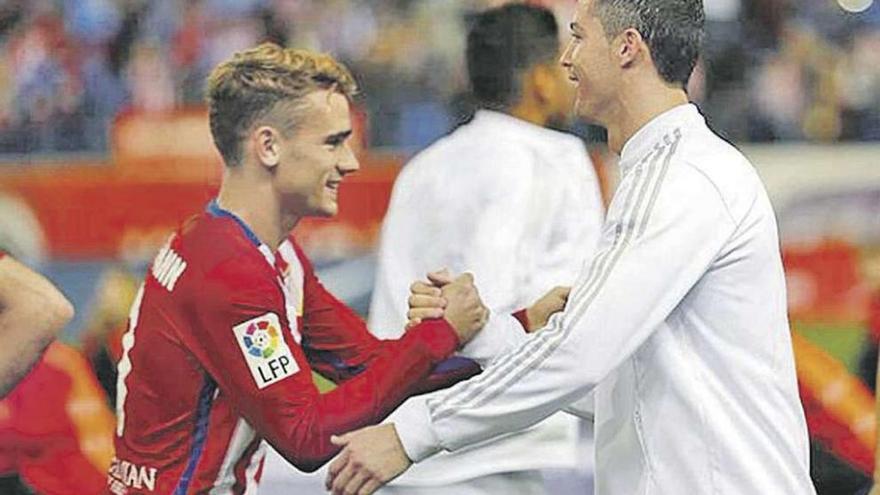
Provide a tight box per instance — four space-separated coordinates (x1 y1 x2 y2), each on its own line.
184 256 460 472
392 154 740 462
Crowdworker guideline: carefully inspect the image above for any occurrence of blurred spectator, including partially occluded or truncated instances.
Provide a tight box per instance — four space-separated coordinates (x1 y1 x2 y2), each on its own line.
0 0 876 155
0 342 115 495
80 266 141 404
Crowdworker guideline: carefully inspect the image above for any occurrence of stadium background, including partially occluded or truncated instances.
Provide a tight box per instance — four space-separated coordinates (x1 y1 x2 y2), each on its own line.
0 0 879 493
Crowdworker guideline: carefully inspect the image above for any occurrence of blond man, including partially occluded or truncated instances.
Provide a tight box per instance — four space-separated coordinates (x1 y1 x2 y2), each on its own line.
106 44 499 494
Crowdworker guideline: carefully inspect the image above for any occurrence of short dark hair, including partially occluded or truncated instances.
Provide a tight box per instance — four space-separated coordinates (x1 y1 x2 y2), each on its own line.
466 4 560 110
593 0 704 87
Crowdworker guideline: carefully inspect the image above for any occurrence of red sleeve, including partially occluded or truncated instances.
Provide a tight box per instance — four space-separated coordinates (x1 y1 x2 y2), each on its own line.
184 256 459 472
512 308 530 332
294 243 386 382
293 242 482 392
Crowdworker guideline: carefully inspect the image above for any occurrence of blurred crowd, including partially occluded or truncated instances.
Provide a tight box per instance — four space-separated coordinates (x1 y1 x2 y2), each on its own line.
0 0 877 156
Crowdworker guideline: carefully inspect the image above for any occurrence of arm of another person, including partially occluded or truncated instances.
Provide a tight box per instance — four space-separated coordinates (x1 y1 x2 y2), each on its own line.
0 253 74 397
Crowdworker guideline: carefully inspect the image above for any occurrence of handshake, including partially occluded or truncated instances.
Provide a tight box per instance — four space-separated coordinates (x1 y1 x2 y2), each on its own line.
405 269 571 345
324 273 572 495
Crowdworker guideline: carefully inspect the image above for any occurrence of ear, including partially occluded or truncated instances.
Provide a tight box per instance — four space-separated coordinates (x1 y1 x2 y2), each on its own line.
616 27 645 69
254 126 281 169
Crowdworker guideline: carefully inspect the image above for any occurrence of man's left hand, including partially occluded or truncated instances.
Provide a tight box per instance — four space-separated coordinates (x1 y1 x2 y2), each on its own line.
326 424 412 495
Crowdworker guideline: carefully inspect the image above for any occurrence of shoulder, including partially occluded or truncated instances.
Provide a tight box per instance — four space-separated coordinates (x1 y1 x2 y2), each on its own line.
407 120 541 175
394 130 538 206
150 213 277 303
530 125 588 155
672 127 762 223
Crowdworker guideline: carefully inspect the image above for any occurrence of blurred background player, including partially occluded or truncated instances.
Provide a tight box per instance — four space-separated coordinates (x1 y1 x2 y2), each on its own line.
368 4 603 494
107 43 491 495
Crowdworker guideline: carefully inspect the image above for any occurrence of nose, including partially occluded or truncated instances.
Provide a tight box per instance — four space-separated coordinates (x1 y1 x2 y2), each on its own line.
560 39 574 69
338 144 360 175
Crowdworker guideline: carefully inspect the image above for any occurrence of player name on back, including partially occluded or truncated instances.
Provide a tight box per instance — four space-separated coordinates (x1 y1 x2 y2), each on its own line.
151 242 187 292
108 456 158 494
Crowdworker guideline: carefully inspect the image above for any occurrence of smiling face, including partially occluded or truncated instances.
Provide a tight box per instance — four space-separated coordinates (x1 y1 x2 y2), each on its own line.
273 89 359 218
560 0 620 124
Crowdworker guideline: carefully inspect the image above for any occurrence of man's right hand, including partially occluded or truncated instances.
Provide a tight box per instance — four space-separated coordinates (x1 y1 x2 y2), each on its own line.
406 270 488 346
405 269 457 328
525 286 571 333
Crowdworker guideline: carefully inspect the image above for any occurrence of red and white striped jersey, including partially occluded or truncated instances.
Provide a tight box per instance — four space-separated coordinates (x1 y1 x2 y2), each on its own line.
107 200 472 495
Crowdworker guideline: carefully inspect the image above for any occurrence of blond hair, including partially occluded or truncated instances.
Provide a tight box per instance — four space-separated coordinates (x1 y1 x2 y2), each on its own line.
207 43 358 167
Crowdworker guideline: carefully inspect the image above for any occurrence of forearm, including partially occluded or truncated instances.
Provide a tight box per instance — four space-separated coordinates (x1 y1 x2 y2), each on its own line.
0 259 73 397
263 320 459 471
408 356 481 397
0 312 58 397
457 311 528 366
394 311 594 461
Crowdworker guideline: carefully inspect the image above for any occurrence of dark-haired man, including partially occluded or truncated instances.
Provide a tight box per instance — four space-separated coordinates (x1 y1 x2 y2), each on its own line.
327 1 816 493
368 4 603 494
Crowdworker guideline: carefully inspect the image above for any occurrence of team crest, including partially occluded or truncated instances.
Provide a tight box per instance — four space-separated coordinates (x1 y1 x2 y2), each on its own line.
233 313 299 389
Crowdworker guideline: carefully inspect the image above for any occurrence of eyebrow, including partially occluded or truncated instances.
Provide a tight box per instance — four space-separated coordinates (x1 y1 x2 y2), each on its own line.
324 129 353 145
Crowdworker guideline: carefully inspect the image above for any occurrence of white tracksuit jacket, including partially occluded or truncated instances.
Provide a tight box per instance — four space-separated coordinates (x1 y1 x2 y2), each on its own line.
392 104 816 495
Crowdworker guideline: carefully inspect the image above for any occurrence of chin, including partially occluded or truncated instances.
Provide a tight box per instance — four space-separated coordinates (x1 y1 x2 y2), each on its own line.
315 202 338 218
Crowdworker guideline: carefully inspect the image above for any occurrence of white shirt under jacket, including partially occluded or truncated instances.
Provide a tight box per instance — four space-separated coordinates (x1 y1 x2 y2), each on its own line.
391 104 816 495
369 109 604 484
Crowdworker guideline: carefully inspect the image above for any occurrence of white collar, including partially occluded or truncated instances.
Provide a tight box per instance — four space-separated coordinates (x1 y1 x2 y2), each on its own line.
618 103 703 174
470 109 547 136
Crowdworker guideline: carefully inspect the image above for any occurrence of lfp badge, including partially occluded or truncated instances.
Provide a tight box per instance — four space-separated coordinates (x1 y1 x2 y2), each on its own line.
233 312 299 389
243 319 279 358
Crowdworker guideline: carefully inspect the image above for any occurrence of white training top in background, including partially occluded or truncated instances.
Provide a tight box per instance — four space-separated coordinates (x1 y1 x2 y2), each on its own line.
370 109 605 484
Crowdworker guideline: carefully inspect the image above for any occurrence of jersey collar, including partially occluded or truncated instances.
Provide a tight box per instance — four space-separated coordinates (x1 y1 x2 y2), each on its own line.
206 199 278 267
618 103 701 175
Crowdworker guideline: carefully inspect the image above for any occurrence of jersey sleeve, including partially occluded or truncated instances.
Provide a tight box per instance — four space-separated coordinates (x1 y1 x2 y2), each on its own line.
392 153 739 462
292 241 482 392
455 310 529 366
183 255 460 472
293 242 388 383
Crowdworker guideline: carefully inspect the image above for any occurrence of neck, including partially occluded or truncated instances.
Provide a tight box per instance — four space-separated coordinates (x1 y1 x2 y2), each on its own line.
605 81 688 155
217 167 296 249
509 100 548 127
